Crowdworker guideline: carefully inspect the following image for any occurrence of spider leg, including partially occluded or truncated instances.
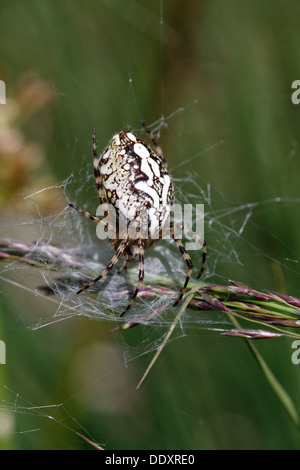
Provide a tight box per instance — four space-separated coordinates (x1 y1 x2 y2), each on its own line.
118 252 130 273
77 235 129 294
68 203 101 223
120 234 144 317
68 202 116 233
181 225 206 279
140 120 166 163
92 128 109 216
171 231 193 306
172 221 206 279
197 239 206 279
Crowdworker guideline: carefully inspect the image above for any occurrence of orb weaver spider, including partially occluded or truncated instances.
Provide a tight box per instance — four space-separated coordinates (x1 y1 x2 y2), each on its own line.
69 122 206 316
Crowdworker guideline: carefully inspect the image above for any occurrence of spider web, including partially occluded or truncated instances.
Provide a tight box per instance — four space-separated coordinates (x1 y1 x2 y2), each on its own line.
1 0 300 451
1 121 299 447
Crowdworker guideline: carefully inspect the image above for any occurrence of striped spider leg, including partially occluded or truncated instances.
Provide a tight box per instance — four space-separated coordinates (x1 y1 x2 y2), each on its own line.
171 221 206 305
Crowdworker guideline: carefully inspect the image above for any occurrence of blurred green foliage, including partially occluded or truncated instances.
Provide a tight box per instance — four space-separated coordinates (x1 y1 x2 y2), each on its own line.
1 0 300 449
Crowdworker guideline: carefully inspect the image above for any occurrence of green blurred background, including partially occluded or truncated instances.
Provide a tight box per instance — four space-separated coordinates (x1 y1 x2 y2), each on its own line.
1 0 300 449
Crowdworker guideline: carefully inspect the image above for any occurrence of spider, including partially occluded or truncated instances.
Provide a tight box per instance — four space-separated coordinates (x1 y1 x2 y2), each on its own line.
69 122 206 316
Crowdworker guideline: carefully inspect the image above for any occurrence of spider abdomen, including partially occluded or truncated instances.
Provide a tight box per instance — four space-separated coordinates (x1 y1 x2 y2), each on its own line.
99 130 174 241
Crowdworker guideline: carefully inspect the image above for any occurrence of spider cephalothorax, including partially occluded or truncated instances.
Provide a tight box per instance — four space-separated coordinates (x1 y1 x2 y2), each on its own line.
69 122 206 316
